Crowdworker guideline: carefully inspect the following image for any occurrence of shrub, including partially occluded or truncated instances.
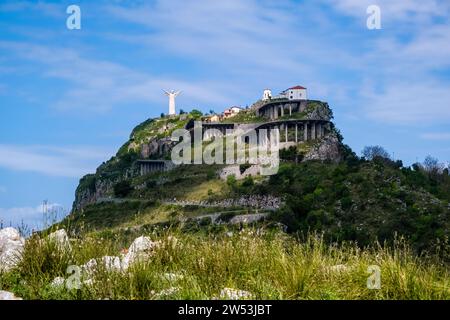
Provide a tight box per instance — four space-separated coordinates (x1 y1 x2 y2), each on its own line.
114 180 133 198
242 176 254 187
362 145 390 161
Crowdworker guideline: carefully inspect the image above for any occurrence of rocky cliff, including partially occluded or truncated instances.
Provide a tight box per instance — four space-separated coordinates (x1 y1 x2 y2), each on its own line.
72 101 343 212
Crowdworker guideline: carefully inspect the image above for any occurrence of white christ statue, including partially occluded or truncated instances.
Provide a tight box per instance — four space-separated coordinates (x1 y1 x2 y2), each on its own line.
163 89 181 116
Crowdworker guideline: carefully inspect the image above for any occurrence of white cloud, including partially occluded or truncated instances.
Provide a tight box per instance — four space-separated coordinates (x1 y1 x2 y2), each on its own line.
336 5 450 125
420 133 450 141
0 144 115 178
104 0 363 108
0 202 63 230
361 81 450 125
0 1 60 14
326 0 450 23
0 41 235 112
1 0 449 125
106 0 336 77
104 0 450 126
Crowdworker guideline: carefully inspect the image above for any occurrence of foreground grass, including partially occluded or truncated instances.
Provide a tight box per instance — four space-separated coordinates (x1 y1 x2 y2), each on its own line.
0 228 448 300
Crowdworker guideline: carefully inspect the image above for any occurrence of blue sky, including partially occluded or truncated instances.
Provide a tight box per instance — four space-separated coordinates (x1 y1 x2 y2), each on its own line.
0 0 449 229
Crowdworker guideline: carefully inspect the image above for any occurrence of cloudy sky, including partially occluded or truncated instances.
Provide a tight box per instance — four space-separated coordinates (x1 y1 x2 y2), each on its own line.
0 0 449 229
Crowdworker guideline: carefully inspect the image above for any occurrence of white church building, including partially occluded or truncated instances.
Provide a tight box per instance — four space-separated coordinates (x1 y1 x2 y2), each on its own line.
262 85 307 101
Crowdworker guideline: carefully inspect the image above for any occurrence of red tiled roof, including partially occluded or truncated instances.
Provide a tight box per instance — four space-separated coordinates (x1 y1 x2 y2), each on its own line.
287 85 306 90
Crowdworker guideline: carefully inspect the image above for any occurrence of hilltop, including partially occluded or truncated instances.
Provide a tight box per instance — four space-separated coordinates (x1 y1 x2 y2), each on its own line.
1 94 449 301
65 95 449 259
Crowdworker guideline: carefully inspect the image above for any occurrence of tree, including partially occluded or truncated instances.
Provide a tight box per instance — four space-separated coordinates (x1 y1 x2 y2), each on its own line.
362 145 390 161
114 180 133 198
423 155 444 178
190 109 203 119
242 176 254 187
226 174 237 188
209 109 215 115
412 162 423 171
160 112 165 118
179 109 185 115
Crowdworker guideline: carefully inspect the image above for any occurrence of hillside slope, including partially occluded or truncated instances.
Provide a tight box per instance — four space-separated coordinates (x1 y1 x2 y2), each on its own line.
66 102 450 259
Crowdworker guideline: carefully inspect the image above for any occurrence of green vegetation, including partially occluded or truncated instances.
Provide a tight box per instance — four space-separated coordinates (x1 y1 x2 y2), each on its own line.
113 180 134 198
3 100 449 301
221 109 266 124
269 159 450 259
69 102 449 270
72 146 450 260
1 229 448 300
278 100 333 121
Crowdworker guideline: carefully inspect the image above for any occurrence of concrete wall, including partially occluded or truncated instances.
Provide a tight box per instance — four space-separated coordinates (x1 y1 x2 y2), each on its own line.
138 160 175 176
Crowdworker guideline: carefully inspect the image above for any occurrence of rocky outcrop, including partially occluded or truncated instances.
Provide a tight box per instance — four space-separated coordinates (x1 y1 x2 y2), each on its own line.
121 236 159 270
73 177 115 211
0 290 22 300
219 165 260 180
50 235 160 289
0 228 74 273
0 228 25 272
304 134 342 162
47 229 72 252
218 288 253 300
302 101 333 121
140 137 175 159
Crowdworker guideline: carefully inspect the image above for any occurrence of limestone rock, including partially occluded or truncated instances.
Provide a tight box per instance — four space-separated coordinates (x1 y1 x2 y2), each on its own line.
0 227 25 272
219 165 260 180
76 236 159 278
219 288 253 300
50 277 65 288
140 138 175 159
82 258 99 275
47 229 71 252
304 134 342 162
73 177 115 211
0 228 21 242
82 255 123 275
0 290 22 300
161 273 184 282
102 256 122 272
303 101 333 121
121 236 159 270
155 287 179 298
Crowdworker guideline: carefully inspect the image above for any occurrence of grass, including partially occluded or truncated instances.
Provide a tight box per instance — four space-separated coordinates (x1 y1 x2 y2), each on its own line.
1 228 448 300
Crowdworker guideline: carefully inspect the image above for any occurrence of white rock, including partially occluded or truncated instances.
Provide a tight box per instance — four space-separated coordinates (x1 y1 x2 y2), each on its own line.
0 227 21 242
47 229 71 252
0 227 25 272
102 256 122 272
75 236 158 277
82 258 98 275
83 279 94 286
82 256 123 275
121 236 158 270
161 273 184 282
51 277 65 288
219 288 253 300
128 236 158 255
0 290 22 300
155 287 179 298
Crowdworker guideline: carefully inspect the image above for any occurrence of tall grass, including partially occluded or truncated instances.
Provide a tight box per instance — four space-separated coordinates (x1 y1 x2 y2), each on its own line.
0 228 448 300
